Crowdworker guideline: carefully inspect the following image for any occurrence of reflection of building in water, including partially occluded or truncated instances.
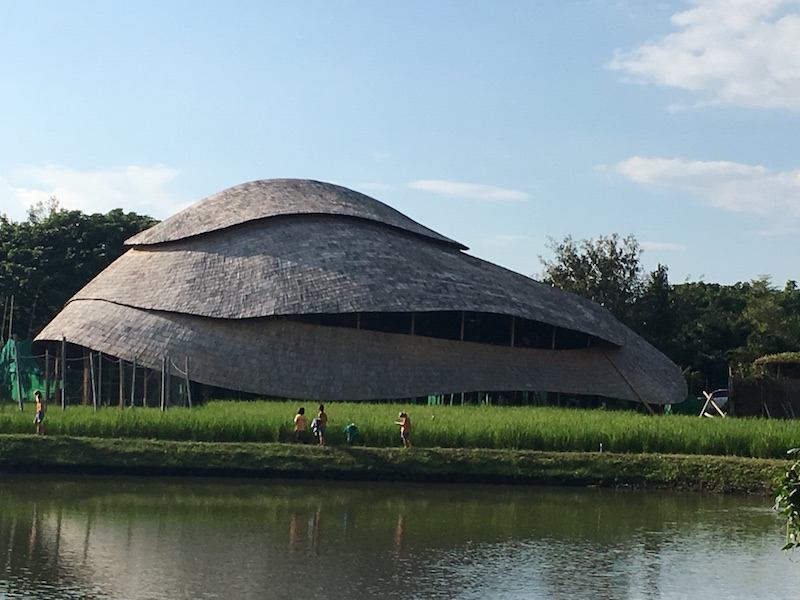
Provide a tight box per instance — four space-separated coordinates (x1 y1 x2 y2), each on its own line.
394 512 405 551
288 513 302 550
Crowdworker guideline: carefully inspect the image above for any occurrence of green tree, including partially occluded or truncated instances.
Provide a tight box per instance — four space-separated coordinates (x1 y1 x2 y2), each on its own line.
539 233 644 326
0 204 157 338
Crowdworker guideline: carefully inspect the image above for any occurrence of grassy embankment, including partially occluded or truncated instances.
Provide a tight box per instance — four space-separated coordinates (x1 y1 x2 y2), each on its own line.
0 401 795 493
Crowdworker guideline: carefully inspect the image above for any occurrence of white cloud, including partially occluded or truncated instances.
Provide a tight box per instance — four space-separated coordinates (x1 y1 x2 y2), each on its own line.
607 0 800 110
0 164 187 221
616 156 800 216
409 180 529 201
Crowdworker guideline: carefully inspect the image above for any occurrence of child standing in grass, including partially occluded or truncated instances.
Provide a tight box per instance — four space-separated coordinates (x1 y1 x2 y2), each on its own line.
33 390 45 435
395 412 412 448
316 404 328 445
293 407 307 443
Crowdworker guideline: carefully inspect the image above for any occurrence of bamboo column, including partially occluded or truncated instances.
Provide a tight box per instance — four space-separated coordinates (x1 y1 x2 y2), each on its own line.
60 337 66 410
45 350 50 404
13 335 23 411
130 356 136 408
184 357 192 409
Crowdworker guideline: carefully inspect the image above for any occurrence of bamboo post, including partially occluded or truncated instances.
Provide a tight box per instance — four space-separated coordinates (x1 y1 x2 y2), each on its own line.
160 355 167 412
89 352 98 411
184 357 192 409
130 356 136 408
82 350 90 406
60 337 66 410
118 358 124 408
45 350 51 403
97 352 103 407
53 352 60 409
13 335 23 411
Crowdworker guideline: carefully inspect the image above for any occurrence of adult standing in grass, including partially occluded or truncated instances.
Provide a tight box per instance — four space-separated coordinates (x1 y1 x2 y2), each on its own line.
293 407 307 443
33 390 45 435
395 412 412 448
317 404 328 446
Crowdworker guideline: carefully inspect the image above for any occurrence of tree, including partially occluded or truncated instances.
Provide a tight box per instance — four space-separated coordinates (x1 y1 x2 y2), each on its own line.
0 205 157 338
539 233 644 326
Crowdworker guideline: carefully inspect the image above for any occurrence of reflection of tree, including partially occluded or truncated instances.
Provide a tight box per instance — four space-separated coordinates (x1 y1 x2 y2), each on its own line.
0 478 783 599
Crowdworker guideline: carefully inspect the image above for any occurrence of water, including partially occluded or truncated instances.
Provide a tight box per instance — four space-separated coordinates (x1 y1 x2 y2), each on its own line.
0 475 796 599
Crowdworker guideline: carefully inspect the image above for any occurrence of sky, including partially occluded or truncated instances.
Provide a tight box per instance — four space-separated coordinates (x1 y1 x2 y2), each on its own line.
1 0 799 286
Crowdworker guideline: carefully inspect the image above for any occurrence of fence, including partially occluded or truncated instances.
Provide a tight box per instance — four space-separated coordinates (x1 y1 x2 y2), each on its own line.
1 340 193 411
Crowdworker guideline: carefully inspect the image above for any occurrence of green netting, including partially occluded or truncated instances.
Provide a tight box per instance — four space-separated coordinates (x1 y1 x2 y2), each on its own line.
0 338 47 403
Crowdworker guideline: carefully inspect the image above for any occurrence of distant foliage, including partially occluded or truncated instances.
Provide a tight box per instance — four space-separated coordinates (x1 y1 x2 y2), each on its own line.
0 201 157 337
540 234 800 391
539 233 644 326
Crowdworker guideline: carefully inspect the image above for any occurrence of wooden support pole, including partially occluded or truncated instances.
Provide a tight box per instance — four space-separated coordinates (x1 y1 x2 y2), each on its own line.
60 337 66 410
89 352 98 411
143 369 148 408
160 355 167 412
510 316 515 348
460 312 465 341
53 352 60 409
130 356 136 408
13 335 23 411
45 350 51 404
184 357 192 409
118 358 124 408
82 350 90 406
97 352 103 407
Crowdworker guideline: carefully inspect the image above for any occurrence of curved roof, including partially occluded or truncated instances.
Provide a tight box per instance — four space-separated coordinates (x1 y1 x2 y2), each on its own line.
36 178 687 404
38 300 686 405
126 178 467 250
80 216 626 346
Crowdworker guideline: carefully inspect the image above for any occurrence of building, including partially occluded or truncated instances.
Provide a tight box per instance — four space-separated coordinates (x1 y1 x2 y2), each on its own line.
34 179 687 405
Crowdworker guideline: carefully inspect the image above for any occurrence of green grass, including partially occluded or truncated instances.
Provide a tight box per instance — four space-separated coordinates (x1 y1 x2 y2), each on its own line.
2 400 800 459
0 435 787 494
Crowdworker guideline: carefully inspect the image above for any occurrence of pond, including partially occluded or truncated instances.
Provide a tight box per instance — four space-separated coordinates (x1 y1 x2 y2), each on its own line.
0 475 796 599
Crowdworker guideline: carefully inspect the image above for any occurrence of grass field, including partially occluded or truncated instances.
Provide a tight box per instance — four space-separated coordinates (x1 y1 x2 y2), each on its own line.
2 400 799 459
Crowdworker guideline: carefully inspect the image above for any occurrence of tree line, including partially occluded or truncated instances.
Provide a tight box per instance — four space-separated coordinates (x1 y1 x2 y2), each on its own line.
1 202 793 396
540 234 800 393
0 198 157 340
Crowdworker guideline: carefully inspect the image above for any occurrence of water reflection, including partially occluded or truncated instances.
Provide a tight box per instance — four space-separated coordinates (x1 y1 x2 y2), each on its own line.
0 475 794 599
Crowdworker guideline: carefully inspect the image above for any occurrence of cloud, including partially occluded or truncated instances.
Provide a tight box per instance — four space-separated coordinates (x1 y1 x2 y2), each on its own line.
616 156 800 216
409 180 529 201
607 0 800 110
0 165 186 221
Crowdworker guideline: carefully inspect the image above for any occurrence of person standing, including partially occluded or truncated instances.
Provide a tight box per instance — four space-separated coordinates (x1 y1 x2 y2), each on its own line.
317 404 328 445
293 407 307 443
33 390 46 435
395 412 412 448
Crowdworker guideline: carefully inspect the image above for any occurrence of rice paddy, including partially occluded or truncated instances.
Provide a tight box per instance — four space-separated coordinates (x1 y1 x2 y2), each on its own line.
2 400 799 459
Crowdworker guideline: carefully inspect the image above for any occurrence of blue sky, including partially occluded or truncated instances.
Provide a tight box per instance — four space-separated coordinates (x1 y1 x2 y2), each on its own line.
1 0 799 286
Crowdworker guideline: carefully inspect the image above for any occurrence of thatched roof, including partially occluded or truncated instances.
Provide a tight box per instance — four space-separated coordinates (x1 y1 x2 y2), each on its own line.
35 178 687 404
126 178 466 250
